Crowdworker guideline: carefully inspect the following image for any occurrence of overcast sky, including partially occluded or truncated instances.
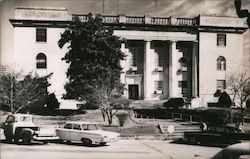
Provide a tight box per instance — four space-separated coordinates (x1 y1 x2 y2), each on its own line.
0 0 249 17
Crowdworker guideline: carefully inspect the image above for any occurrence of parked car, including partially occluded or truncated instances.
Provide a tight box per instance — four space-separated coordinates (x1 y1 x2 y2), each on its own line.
56 121 120 145
1 114 58 144
211 142 250 159
195 142 250 159
184 125 250 145
163 98 185 109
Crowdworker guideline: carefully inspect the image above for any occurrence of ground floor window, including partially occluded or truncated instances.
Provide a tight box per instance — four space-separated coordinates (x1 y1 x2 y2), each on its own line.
154 81 163 94
178 81 188 96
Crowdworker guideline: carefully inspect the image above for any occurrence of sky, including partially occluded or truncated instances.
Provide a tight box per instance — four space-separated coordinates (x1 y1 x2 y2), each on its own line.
0 0 249 66
0 0 249 17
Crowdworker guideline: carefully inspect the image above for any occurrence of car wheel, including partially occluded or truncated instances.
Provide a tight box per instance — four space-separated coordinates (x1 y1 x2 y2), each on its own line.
81 138 92 146
21 131 32 145
66 140 71 144
100 142 106 146
42 141 48 144
5 136 12 143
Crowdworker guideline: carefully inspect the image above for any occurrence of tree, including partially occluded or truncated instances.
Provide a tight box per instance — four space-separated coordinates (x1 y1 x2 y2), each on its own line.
0 71 52 114
235 0 250 27
227 71 250 107
227 71 250 125
58 13 126 125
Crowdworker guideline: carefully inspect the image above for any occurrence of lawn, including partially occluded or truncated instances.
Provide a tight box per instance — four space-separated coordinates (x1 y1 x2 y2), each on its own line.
0 110 161 139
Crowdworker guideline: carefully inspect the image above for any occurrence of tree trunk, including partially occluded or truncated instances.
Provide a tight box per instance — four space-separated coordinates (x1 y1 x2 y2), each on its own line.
101 109 106 121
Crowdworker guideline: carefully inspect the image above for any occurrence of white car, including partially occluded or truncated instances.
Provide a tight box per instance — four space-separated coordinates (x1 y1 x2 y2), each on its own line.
56 121 120 145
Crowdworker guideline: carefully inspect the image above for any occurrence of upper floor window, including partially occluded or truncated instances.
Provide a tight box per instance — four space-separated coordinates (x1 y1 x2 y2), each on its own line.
129 47 139 67
36 53 47 69
36 28 47 42
217 56 226 70
217 34 226 47
217 80 226 91
155 47 164 67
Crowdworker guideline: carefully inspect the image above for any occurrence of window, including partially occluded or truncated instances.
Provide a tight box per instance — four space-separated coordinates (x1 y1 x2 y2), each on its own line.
217 34 226 46
73 124 82 130
154 81 163 94
87 124 99 130
178 81 188 95
129 47 139 67
36 28 47 42
217 80 226 90
6 115 15 123
19 116 31 122
179 57 187 71
36 53 47 69
64 124 72 129
154 81 163 90
155 47 164 67
217 56 226 70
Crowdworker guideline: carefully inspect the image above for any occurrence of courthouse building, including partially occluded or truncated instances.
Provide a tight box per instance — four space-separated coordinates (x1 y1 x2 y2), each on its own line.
2 7 249 107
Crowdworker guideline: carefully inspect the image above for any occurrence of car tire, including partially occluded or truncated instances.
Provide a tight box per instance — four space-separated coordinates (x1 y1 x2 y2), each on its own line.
100 142 106 146
5 135 12 143
81 138 92 146
21 131 32 145
66 140 71 144
42 141 48 144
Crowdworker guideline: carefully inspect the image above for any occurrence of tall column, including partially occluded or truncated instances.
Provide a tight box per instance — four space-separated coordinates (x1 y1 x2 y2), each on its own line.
144 40 153 100
169 41 178 97
120 42 128 98
192 42 198 97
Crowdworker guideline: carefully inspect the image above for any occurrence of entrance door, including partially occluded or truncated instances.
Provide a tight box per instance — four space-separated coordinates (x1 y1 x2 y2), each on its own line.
128 85 139 100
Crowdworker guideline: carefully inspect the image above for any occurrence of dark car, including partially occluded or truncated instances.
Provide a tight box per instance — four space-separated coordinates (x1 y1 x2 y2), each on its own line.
184 125 250 145
163 98 185 109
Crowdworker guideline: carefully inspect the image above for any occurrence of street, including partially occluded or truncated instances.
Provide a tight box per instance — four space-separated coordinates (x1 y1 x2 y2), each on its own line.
0 140 222 159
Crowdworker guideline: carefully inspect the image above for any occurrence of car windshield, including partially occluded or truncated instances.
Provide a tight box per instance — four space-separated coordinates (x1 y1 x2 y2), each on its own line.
19 116 31 122
233 127 244 133
82 124 100 130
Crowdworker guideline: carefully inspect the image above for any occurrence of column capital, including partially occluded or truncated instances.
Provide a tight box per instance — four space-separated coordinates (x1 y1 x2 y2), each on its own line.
144 40 151 43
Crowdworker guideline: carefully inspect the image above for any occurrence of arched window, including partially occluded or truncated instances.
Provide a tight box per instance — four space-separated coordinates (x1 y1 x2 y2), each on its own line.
36 53 47 69
217 56 226 71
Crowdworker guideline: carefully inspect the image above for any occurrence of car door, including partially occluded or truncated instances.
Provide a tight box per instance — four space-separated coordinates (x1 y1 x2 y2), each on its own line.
71 124 82 142
58 123 73 141
4 115 16 137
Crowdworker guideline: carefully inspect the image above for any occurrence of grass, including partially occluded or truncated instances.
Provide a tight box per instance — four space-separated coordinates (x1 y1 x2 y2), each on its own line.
0 110 161 137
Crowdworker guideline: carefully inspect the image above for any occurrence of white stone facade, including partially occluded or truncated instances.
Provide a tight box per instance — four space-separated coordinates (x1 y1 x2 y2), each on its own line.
3 7 249 107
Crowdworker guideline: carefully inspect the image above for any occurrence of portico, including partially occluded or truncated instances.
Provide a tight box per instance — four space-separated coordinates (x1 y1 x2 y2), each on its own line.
114 30 198 100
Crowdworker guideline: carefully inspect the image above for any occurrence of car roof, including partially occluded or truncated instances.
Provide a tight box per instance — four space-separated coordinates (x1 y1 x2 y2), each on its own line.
212 142 250 159
223 142 250 153
65 121 98 125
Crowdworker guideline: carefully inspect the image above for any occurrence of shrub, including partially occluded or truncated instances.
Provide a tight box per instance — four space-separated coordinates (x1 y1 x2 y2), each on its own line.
163 98 184 110
217 92 232 108
116 112 128 126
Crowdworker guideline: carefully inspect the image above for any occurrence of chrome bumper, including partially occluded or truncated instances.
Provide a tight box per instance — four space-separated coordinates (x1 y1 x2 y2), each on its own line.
33 136 59 141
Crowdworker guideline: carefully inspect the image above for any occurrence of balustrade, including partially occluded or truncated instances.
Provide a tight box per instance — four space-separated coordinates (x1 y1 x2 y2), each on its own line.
72 14 197 26
126 16 144 24
151 17 171 25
